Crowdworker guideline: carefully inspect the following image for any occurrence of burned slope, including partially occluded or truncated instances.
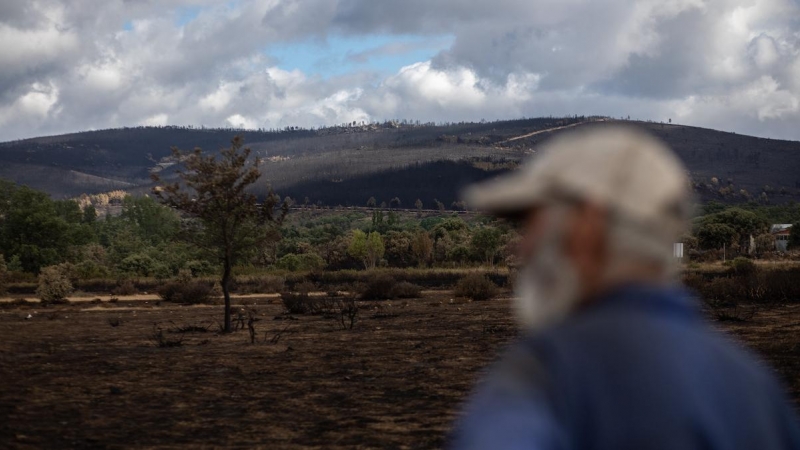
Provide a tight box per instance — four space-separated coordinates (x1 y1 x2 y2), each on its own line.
279 159 510 208
500 121 800 204
0 118 567 197
2 117 800 205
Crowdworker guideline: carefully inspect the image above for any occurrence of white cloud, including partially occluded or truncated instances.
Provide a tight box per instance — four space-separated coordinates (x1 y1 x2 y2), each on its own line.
226 113 258 129
0 82 59 130
200 82 240 112
0 0 799 141
140 113 169 127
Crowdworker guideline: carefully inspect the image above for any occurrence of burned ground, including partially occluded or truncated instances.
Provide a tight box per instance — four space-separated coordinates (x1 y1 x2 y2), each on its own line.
0 294 798 449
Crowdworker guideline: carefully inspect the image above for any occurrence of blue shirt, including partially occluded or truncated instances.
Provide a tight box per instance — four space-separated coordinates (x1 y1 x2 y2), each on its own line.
449 284 800 450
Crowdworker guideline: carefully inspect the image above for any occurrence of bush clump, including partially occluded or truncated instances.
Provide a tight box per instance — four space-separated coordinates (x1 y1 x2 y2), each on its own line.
157 280 213 304
36 264 74 304
390 281 422 299
455 273 498 301
294 280 317 294
730 257 757 276
359 274 397 300
275 253 326 271
74 260 111 280
112 280 138 296
237 275 285 294
258 275 285 293
281 291 313 314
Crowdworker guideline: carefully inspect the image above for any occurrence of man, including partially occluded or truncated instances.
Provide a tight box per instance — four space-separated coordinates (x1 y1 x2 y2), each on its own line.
449 126 800 449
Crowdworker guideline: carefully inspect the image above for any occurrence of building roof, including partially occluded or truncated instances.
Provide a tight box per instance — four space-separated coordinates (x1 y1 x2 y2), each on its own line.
770 224 793 234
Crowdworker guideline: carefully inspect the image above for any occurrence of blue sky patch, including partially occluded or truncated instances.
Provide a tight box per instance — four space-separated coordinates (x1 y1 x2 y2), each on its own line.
265 34 454 78
175 5 203 27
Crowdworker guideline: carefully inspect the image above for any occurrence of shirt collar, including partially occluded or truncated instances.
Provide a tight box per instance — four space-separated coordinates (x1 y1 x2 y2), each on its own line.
582 282 701 320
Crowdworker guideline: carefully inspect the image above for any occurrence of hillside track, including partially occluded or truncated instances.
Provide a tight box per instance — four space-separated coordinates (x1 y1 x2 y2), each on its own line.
497 118 606 145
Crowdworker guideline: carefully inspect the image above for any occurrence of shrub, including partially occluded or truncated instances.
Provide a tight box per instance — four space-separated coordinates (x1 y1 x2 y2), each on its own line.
730 257 756 276
448 246 472 265
281 292 313 314
151 263 173 280
157 280 213 304
294 280 317 294
455 273 498 301
184 259 215 277
390 281 422 299
275 253 326 271
36 264 74 304
359 274 397 300
112 280 138 296
700 277 757 322
699 277 742 307
119 253 159 277
175 268 193 284
150 324 183 348
74 260 111 279
242 275 285 294
275 254 301 271
336 298 358 330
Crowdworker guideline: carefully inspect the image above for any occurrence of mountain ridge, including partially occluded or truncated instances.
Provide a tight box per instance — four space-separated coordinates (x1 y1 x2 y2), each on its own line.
1 117 799 206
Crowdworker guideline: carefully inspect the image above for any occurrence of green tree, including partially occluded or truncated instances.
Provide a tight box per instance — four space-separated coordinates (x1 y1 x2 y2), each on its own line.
431 217 469 243
754 233 775 256
411 231 433 267
102 224 149 266
119 253 164 277
120 195 180 245
372 210 384 227
82 205 97 224
151 136 288 332
366 232 386 268
471 227 502 266
697 223 736 250
275 253 326 271
384 231 415 267
387 211 399 226
431 232 452 264
698 208 767 249
367 197 376 208
348 230 385 269
36 264 74 303
0 185 80 272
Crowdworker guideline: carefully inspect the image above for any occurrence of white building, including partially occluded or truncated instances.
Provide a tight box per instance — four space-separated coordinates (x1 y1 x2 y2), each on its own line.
770 224 793 252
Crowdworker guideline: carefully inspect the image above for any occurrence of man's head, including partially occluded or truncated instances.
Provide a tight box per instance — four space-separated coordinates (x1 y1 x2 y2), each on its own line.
465 126 691 331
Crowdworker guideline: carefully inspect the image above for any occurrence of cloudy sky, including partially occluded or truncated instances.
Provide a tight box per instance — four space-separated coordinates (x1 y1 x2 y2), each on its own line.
1 0 799 141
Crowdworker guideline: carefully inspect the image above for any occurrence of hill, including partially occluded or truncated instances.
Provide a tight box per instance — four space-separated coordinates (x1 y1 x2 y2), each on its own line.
1 117 799 206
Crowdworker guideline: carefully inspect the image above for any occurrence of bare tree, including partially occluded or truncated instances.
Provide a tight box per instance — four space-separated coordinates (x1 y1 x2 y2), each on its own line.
151 136 287 332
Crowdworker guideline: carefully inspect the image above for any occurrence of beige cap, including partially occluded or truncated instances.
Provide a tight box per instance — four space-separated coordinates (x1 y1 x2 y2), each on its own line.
464 125 690 229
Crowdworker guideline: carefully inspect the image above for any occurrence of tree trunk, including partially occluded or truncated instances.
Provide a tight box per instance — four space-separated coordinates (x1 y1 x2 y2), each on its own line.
222 257 232 333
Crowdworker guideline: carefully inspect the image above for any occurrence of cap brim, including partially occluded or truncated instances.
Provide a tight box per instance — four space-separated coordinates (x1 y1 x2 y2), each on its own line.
463 171 546 217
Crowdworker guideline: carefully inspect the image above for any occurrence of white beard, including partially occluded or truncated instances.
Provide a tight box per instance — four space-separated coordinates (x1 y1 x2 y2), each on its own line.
513 213 582 332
